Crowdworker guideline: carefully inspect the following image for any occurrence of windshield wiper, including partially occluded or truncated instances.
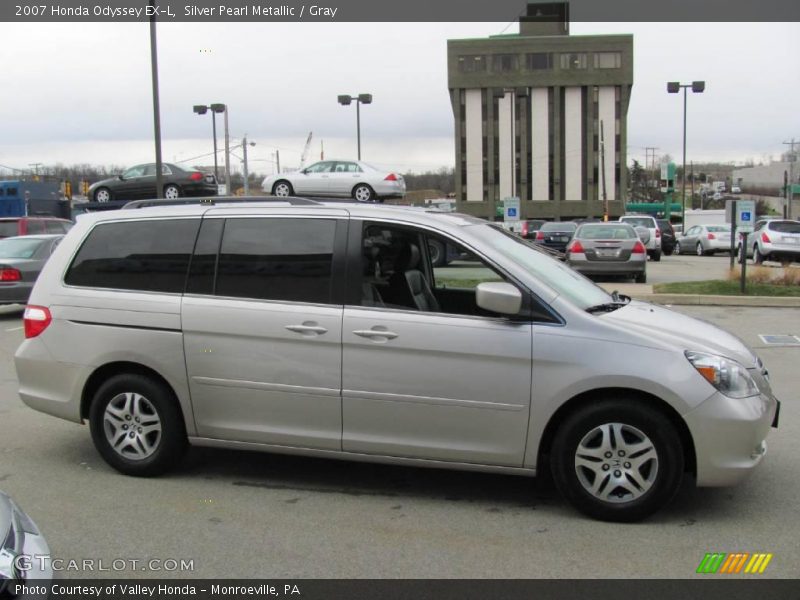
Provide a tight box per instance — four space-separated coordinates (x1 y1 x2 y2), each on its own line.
586 290 631 314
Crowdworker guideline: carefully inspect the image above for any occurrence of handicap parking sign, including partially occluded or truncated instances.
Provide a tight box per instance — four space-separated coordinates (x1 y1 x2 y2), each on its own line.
741 211 751 222
508 208 517 217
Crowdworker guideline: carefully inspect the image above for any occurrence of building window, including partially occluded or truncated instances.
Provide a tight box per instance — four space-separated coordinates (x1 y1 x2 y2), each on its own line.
526 53 552 70
492 54 519 73
594 52 621 69
559 53 587 70
458 55 486 73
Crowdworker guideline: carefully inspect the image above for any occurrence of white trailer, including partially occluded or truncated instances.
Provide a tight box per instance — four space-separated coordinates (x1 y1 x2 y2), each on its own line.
682 209 727 231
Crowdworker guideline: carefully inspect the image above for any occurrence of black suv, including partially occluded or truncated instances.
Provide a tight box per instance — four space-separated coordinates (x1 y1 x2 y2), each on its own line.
656 219 677 256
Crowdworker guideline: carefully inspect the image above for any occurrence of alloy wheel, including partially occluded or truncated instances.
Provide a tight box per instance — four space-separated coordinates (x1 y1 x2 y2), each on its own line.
274 182 291 197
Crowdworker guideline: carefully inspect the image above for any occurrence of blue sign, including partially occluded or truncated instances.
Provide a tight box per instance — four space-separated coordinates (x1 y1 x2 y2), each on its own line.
507 208 517 217
741 211 751 222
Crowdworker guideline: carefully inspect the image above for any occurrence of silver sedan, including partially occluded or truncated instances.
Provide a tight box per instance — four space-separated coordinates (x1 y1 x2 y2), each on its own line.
261 159 406 202
675 224 733 256
565 223 648 283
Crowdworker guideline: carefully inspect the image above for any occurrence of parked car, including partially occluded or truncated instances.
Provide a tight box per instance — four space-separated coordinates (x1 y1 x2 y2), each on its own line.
0 217 72 239
738 219 800 264
675 224 733 256
87 163 218 203
655 219 677 256
0 490 51 594
0 235 63 305
565 223 647 283
16 201 779 522
521 219 546 240
261 160 406 202
532 221 577 254
731 186 742 194
618 215 661 261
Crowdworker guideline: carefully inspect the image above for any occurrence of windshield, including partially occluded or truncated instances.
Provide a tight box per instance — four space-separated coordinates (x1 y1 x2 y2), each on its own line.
468 224 612 310
620 217 654 228
577 224 636 240
0 237 46 258
540 221 577 232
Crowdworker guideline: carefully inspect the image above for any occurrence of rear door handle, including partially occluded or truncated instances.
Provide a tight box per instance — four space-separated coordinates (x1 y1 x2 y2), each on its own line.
285 322 328 336
353 328 398 341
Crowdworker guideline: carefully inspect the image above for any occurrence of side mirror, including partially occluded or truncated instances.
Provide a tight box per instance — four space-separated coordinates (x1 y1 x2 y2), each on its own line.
118 174 124 180
476 282 522 315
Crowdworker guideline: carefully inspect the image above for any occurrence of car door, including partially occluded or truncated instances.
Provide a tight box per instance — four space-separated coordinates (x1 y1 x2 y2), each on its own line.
181 210 348 449
340 220 533 466
294 161 335 195
141 164 173 198
682 226 699 250
117 164 149 199
327 161 362 196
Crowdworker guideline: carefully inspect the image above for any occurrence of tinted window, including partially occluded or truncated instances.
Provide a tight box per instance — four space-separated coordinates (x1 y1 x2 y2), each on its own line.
186 219 224 295
769 221 800 234
620 217 654 228
216 218 337 304
65 219 201 293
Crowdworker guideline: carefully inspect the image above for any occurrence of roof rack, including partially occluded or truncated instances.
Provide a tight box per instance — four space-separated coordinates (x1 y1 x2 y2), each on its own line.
121 196 321 210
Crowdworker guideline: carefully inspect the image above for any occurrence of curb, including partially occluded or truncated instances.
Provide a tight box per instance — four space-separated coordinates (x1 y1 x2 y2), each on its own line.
630 293 800 307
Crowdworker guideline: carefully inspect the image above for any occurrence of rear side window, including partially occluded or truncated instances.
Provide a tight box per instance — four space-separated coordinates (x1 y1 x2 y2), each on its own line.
65 219 201 293
215 218 337 304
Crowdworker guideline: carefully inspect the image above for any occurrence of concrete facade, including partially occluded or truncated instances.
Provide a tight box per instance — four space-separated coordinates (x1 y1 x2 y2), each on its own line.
732 161 799 191
447 2 633 220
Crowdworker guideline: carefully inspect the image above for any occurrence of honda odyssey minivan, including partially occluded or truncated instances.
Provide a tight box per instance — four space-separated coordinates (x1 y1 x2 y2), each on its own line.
14 200 780 522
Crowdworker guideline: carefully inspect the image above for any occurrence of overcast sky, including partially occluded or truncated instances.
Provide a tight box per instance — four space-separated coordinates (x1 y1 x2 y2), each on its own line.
1 21 798 176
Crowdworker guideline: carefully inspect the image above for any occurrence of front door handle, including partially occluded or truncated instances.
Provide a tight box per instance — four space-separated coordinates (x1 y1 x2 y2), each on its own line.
353 327 398 341
285 322 328 336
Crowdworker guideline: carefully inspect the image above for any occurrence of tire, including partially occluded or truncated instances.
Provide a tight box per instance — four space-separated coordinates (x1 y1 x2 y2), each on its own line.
674 241 682 255
89 373 187 477
663 247 673 256
428 239 447 267
272 180 294 197
164 184 180 200
550 397 684 522
651 250 661 262
696 242 706 257
753 245 764 265
634 271 647 284
353 184 375 203
93 187 112 203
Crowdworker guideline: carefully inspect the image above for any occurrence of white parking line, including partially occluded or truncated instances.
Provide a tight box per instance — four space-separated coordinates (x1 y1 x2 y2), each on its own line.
5 326 22 332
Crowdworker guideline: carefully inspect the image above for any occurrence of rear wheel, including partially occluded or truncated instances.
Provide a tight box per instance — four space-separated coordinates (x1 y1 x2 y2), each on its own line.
550 397 684 522
754 245 764 264
353 184 375 202
164 184 180 199
651 250 661 262
696 242 706 257
634 271 647 284
93 187 112 203
89 373 187 477
272 181 294 197
674 241 682 255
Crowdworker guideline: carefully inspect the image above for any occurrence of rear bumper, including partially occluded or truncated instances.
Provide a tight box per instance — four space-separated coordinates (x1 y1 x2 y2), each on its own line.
182 183 219 197
374 181 406 198
567 255 645 275
0 282 33 304
684 389 778 487
760 243 800 261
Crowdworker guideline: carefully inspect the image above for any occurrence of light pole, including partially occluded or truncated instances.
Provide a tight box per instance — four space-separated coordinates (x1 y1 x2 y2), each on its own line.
241 136 256 195
337 93 372 160
667 80 705 226
193 103 226 182
149 0 163 198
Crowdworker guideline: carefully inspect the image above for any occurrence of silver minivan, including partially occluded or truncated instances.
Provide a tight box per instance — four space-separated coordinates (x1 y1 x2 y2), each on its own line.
15 201 780 522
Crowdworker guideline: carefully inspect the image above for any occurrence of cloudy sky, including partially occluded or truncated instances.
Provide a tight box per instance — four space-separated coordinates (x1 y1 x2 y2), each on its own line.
1 21 798 176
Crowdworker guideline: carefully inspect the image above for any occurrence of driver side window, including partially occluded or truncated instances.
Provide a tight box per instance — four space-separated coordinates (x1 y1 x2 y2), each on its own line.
124 165 146 178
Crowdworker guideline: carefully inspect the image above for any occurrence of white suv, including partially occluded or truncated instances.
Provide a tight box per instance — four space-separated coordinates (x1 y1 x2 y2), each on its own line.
619 215 662 261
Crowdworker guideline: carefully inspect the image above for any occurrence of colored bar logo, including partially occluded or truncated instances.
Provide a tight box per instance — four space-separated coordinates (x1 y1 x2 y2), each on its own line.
696 553 773 574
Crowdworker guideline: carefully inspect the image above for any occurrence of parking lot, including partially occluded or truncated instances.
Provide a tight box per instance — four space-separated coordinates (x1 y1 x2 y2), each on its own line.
0 254 797 579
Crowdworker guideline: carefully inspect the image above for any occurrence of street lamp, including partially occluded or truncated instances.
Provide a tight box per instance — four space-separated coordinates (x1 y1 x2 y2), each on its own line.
337 93 372 160
667 80 705 226
193 103 227 182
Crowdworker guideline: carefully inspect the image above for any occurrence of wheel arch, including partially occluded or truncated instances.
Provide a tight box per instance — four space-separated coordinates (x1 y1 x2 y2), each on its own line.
536 387 696 478
351 182 375 199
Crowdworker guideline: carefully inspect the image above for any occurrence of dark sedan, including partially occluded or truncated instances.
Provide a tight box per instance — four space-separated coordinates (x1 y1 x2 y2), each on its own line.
656 219 677 255
533 221 577 253
0 235 63 304
88 163 217 203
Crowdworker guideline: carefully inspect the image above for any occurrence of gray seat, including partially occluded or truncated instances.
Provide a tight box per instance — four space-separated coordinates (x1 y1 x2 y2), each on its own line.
389 243 440 312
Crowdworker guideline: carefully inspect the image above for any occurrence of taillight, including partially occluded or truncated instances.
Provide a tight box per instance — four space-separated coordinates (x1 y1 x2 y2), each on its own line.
23 305 52 339
535 231 545 240
707 233 716 240
521 222 529 237
761 232 771 243
567 240 585 254
384 173 398 181
632 241 646 254
655 228 661 238
0 268 21 282
189 172 204 181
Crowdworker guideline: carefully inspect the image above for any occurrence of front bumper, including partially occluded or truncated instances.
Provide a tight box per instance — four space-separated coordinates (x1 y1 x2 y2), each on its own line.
684 389 779 487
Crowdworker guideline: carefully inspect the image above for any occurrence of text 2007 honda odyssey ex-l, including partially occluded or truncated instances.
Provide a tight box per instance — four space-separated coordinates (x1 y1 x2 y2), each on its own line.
15 200 780 521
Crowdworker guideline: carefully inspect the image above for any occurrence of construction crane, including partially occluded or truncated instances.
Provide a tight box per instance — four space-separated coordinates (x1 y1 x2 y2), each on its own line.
299 132 313 168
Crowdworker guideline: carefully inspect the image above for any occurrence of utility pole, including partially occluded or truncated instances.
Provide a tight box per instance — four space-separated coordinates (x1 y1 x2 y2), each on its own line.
149 0 163 198
783 138 797 220
242 135 250 195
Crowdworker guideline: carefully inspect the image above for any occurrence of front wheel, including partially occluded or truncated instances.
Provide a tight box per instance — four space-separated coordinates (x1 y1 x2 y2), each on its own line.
674 241 682 255
89 374 187 477
272 181 294 197
696 242 706 257
164 184 180 200
550 398 684 522
353 184 375 202
93 187 112 203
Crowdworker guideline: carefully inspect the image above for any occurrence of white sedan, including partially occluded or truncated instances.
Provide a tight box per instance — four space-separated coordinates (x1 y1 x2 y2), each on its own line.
261 159 406 203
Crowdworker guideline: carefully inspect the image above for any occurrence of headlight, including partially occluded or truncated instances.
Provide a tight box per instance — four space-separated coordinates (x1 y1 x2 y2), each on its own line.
685 351 759 399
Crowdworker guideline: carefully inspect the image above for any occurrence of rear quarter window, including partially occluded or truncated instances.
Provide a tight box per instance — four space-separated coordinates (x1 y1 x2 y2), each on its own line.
65 219 201 293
